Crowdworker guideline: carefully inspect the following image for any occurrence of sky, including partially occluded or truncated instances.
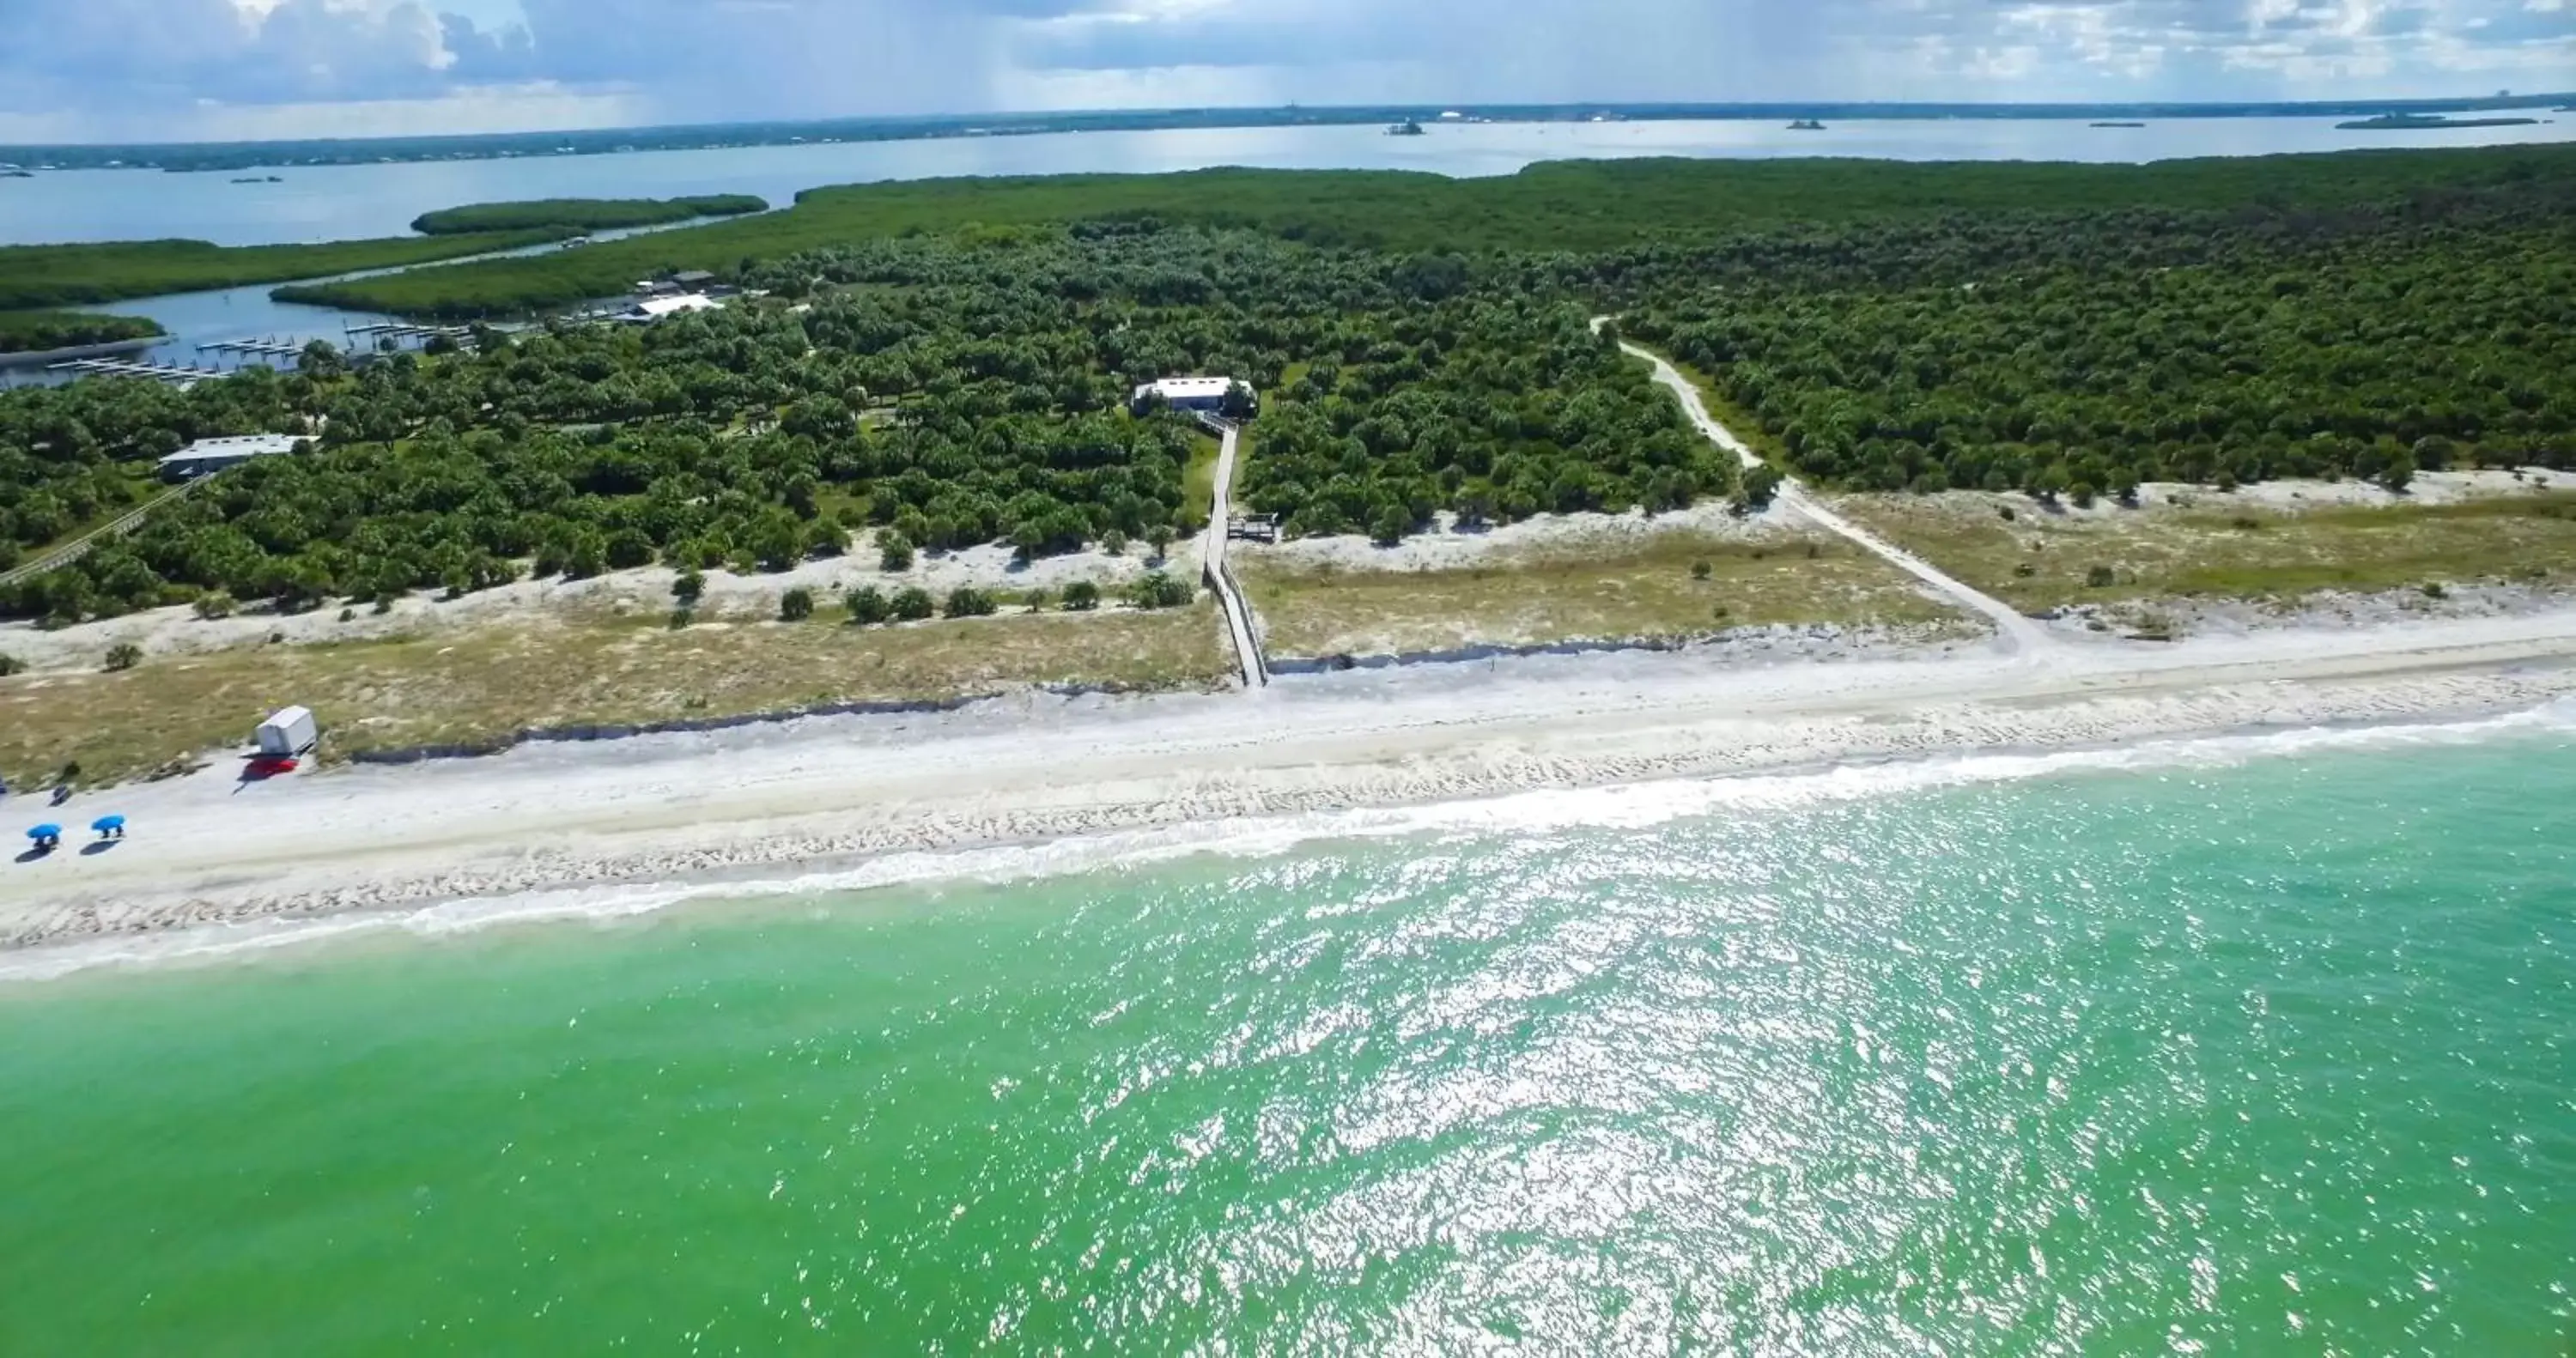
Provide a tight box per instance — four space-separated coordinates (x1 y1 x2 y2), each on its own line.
0 0 2570 143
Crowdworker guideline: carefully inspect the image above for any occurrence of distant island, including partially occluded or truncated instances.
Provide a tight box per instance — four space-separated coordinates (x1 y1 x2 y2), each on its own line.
2091 121 2148 128
1787 119 1827 131
1386 120 1425 136
2339 112 2541 131
409 195 768 236
229 175 284 184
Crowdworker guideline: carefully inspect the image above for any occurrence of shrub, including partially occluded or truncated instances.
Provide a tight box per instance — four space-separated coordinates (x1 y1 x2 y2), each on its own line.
2086 565 2117 588
1101 528 1129 557
846 585 891 625
193 590 236 620
1062 580 1102 611
779 586 815 621
1128 572 1194 609
878 530 914 573
103 642 143 672
671 569 706 607
0 652 20 676
1690 560 1712 581
944 586 997 619
890 586 934 621
2420 580 2448 599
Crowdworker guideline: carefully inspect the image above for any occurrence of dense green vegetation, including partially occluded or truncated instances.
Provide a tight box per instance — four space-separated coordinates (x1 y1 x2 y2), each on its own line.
0 233 571 310
410 196 767 236
11 227 1666 620
8 145 2574 626
1239 302 1728 537
0 309 163 355
1619 185 2576 496
276 144 2576 319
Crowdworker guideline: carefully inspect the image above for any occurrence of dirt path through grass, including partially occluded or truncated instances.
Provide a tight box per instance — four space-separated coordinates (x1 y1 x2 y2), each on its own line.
1602 324 2055 658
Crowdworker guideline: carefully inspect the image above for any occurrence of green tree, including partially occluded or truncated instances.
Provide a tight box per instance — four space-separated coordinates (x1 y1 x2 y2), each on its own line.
890 586 934 621
779 586 815 621
1736 465 1783 512
1062 580 1102 611
944 586 997 619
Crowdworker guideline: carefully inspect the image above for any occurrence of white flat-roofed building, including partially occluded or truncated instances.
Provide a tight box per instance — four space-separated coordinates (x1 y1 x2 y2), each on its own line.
159 433 301 480
623 294 723 323
1131 376 1251 415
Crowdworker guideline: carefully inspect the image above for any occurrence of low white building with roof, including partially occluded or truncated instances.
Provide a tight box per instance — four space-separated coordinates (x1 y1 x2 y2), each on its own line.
1130 376 1252 415
623 294 723 324
159 433 301 480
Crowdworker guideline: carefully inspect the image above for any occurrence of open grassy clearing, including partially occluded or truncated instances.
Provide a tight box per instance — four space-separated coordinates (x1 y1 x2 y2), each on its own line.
1236 525 1962 659
1832 489 2576 615
0 603 1229 788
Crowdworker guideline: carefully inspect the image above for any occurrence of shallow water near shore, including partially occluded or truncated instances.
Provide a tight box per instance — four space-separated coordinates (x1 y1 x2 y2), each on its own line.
3 725 2572 1352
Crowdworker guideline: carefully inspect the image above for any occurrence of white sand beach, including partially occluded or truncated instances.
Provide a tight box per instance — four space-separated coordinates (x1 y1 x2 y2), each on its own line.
5 603 2576 955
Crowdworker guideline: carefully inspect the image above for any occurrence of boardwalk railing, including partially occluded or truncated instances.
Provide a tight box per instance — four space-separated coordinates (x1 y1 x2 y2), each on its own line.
0 482 198 589
1194 414 1271 688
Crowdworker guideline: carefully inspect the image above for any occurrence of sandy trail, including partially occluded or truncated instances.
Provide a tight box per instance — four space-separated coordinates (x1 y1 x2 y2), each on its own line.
3 604 2573 954
1602 327 2055 657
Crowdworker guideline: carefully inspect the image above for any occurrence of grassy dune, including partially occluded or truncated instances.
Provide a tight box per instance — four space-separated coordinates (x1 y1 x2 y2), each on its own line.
1833 488 2576 613
0 604 1230 787
1237 525 1962 660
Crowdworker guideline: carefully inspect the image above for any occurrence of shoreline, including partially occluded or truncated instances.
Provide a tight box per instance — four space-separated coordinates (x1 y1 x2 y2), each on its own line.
5 607 2576 961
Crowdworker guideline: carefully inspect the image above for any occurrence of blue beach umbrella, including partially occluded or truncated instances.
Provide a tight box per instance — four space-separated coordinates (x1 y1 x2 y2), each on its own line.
27 823 62 841
91 815 125 834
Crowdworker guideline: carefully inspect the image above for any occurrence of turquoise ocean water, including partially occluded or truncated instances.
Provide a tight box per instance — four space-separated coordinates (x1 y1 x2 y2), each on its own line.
2 713 2570 1354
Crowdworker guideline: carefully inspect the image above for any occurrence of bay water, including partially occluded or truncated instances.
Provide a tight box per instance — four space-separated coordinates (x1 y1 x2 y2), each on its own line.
2 715 2571 1353
6 116 2573 250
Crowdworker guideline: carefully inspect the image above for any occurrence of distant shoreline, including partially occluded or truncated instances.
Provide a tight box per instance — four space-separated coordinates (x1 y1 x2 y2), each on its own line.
5 94 2570 173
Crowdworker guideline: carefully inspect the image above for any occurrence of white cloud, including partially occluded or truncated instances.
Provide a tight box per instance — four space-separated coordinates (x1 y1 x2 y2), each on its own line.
0 0 2569 142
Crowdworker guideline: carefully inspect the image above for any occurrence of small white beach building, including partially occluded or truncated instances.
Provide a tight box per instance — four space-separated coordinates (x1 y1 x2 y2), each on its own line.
1130 376 1252 415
